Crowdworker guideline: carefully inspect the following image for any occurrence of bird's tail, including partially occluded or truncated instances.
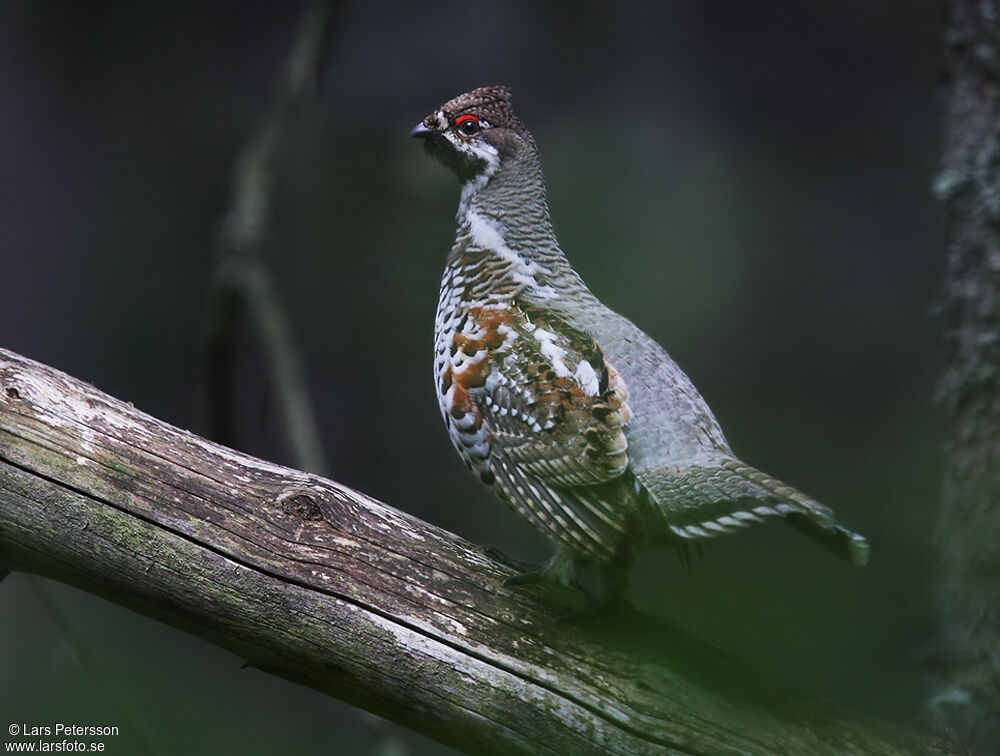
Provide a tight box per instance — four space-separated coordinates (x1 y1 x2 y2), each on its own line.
639 458 870 566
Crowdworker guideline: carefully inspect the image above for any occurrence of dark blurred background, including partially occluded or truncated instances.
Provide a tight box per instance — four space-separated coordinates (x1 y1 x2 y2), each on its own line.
1 1 945 753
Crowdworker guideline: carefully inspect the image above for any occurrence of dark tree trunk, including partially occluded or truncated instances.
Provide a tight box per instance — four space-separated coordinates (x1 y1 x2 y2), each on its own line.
931 1 1000 752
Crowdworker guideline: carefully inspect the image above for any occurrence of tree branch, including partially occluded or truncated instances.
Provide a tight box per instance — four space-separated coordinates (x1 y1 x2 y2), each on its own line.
0 348 939 755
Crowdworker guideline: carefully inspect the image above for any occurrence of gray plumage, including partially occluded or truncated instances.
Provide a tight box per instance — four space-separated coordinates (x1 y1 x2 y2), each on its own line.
414 86 869 583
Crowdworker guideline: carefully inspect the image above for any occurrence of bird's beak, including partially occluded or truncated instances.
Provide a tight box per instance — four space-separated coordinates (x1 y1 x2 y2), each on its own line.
410 122 435 138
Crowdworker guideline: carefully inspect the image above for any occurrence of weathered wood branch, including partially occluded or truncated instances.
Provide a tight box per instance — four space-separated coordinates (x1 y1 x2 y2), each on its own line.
0 348 936 755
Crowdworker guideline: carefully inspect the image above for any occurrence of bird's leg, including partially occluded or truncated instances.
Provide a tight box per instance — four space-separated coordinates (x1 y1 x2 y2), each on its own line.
504 546 637 619
592 559 632 609
570 549 635 613
503 544 580 589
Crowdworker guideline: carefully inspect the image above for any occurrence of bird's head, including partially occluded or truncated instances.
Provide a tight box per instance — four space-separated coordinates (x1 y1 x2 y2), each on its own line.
411 86 530 183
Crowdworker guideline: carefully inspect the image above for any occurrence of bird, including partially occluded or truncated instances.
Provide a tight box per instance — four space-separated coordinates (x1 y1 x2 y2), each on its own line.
412 85 869 594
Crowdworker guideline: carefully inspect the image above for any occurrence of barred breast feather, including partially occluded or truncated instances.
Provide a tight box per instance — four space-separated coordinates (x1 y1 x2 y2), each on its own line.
435 253 640 562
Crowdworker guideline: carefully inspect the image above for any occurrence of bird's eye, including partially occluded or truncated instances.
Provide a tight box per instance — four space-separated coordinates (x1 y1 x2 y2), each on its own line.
454 114 482 137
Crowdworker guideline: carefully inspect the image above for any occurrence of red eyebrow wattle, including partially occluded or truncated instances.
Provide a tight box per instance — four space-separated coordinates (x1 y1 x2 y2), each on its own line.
454 114 480 126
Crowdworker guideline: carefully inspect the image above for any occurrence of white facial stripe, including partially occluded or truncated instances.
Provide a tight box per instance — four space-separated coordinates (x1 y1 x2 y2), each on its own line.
448 133 497 162
457 143 500 215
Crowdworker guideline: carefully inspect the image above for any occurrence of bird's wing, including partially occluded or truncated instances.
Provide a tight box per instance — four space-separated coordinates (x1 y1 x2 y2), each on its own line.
482 304 631 485
439 300 636 560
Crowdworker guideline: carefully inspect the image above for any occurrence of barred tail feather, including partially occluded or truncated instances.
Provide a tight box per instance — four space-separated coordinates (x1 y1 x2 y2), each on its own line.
721 460 870 566
638 457 870 566
784 512 870 566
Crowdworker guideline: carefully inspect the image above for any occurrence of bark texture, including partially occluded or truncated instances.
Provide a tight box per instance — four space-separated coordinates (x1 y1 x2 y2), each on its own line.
931 1 1000 752
0 348 939 754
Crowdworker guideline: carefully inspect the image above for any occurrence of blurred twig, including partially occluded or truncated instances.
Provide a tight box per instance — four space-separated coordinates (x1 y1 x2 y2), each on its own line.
201 3 412 754
203 0 341 476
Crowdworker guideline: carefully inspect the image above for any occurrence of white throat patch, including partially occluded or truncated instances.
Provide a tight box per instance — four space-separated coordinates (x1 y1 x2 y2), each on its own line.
457 141 500 216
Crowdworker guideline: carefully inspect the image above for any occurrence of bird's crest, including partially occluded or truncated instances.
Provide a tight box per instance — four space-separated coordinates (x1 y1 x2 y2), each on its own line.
438 86 525 135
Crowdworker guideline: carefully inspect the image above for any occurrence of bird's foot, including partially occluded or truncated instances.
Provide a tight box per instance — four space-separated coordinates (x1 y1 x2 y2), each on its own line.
480 545 538 573
498 546 636 620
502 547 579 590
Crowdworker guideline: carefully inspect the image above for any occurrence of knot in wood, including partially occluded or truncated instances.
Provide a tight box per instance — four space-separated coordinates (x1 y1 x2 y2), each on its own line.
281 493 324 522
